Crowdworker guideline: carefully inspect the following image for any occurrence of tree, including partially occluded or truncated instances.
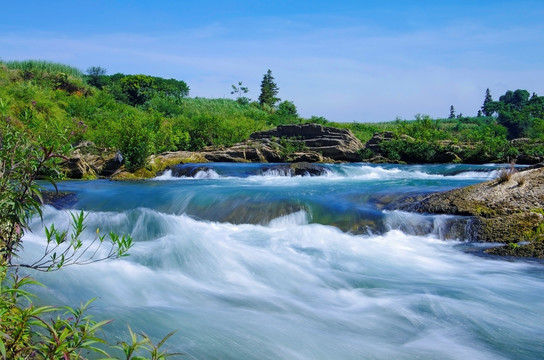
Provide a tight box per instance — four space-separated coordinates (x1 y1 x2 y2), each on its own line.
500 89 530 111
449 105 455 119
275 100 299 124
119 74 156 106
231 81 250 105
86 66 107 88
495 89 533 139
482 88 494 116
154 77 190 98
258 69 280 108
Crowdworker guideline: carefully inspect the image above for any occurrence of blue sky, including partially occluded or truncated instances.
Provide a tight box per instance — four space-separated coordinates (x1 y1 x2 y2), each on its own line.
1 0 543 122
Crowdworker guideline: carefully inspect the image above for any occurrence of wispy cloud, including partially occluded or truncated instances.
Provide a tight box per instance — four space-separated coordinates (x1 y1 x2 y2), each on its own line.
1 10 542 122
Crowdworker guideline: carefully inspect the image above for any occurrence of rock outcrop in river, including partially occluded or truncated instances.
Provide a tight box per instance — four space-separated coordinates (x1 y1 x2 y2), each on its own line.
399 166 544 258
204 124 363 163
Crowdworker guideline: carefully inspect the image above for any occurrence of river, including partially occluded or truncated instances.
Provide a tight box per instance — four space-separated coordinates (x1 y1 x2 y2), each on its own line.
22 163 544 359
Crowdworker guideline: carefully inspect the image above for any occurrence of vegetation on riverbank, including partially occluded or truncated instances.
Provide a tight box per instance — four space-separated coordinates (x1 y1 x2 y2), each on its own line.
1 59 544 175
0 92 180 358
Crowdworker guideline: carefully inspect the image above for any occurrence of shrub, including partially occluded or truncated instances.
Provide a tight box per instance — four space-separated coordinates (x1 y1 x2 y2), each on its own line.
117 116 153 172
496 162 516 183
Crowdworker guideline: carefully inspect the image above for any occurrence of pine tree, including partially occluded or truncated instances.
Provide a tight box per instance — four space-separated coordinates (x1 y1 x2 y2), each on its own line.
449 105 455 119
258 69 280 107
482 88 493 116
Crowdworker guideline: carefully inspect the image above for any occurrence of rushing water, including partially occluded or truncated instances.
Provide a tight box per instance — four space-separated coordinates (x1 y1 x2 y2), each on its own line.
21 163 544 359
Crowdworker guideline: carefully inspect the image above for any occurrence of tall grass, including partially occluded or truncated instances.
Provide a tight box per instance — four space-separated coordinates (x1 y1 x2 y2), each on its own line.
1 59 84 78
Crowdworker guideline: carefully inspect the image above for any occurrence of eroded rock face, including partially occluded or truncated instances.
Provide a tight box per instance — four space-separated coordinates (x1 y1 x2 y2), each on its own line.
61 141 120 179
253 124 364 162
203 140 283 163
204 124 363 163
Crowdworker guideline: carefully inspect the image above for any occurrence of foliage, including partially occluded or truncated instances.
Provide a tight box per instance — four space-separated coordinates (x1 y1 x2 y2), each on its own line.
3 60 544 172
105 73 189 106
0 115 180 358
278 136 308 160
0 271 110 359
18 211 132 272
258 69 280 108
481 88 494 116
116 116 153 172
496 162 516 183
119 75 157 106
86 66 108 89
112 326 183 360
273 100 300 125
2 60 84 79
0 123 66 264
231 81 250 105
483 89 544 139
0 269 182 359
379 139 446 163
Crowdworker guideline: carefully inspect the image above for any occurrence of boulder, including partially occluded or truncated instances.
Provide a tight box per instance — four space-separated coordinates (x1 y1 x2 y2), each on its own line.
170 164 213 178
397 167 544 258
61 141 119 179
112 151 207 180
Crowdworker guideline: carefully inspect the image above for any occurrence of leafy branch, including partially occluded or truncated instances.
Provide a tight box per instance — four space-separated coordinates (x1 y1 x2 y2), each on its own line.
14 210 133 272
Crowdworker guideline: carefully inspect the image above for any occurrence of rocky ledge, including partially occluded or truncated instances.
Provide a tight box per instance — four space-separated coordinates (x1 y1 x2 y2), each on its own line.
203 123 363 163
398 166 544 258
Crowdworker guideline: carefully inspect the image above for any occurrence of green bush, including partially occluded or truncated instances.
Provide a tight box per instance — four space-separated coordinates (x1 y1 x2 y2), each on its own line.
116 116 153 172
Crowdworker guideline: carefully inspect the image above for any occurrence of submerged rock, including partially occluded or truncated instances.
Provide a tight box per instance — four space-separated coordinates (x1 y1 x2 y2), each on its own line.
169 164 214 178
259 162 329 177
41 191 78 209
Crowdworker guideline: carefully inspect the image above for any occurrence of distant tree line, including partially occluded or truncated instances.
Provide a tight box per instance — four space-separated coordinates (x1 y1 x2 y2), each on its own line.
480 88 544 139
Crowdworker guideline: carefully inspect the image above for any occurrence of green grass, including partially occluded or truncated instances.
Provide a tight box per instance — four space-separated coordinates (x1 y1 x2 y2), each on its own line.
1 59 84 78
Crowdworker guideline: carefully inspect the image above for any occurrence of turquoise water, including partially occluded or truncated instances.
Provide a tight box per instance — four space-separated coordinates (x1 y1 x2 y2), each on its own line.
22 163 544 359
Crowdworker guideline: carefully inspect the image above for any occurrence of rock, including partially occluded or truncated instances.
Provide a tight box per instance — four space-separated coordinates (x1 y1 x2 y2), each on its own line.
170 164 214 178
396 167 544 258
203 124 362 163
404 168 544 216
260 162 329 177
62 157 98 179
289 152 324 163
249 124 364 162
61 141 118 179
433 151 462 163
468 213 543 243
363 132 395 156
40 191 78 209
111 151 207 180
516 153 543 165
